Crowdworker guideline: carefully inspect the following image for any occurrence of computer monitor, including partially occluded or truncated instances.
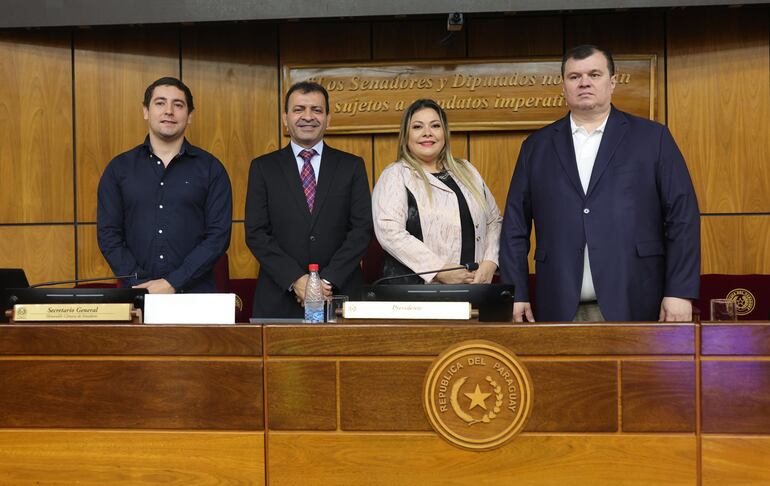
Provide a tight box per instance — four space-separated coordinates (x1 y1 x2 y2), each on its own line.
363 284 514 321
3 288 148 323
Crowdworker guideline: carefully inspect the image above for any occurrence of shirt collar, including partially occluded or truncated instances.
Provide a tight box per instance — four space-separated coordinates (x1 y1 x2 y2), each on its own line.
290 140 324 159
570 112 609 135
142 135 197 158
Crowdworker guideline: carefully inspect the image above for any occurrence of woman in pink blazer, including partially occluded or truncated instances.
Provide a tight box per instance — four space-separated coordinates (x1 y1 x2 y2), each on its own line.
372 99 502 285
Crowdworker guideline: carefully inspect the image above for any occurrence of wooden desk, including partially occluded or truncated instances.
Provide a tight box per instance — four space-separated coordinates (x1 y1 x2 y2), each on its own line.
0 322 768 485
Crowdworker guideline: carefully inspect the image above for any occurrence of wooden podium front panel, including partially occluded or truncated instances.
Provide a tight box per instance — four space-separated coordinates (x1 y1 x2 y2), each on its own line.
0 324 265 484
700 323 770 484
264 323 698 485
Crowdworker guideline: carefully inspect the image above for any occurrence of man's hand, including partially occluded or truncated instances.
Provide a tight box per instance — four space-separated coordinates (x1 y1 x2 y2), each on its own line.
513 302 535 322
133 278 175 294
659 296 692 322
293 274 333 305
471 261 497 284
435 266 474 284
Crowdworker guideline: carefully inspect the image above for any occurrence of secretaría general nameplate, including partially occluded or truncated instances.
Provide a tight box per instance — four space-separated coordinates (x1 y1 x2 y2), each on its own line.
283 56 656 134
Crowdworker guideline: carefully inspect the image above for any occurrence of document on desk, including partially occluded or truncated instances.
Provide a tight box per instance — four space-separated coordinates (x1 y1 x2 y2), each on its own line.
144 293 236 324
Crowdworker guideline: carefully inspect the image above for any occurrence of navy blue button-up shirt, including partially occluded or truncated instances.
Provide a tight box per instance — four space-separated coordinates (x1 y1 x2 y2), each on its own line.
97 137 232 292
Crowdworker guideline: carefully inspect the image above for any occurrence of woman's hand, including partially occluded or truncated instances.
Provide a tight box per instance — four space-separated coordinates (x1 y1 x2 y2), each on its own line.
434 265 474 284
471 260 497 284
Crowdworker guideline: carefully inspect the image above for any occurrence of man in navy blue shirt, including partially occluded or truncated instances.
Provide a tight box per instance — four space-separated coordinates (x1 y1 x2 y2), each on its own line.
97 77 232 293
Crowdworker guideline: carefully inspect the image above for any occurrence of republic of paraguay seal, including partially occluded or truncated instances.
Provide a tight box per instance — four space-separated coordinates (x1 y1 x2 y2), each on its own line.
423 340 533 451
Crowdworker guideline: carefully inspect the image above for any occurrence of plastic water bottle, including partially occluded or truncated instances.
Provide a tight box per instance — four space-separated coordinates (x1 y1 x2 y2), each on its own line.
304 263 325 323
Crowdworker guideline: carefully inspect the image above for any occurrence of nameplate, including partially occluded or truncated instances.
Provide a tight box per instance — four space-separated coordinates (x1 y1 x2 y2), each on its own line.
144 293 236 324
13 303 132 321
343 301 471 320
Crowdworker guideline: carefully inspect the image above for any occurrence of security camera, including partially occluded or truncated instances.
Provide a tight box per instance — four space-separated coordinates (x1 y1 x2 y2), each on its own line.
447 13 463 32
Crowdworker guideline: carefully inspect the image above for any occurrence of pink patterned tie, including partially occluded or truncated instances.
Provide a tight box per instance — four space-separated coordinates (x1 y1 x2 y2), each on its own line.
299 149 317 212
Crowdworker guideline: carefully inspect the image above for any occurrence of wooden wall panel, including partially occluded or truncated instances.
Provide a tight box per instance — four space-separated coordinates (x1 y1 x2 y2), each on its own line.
702 436 770 485
268 433 696 485
77 223 111 279
701 215 770 274
0 359 263 429
468 16 563 58
75 27 180 222
0 430 264 485
182 23 278 221
668 7 770 214
0 225 74 284
229 221 259 279
0 31 73 224
373 19 466 60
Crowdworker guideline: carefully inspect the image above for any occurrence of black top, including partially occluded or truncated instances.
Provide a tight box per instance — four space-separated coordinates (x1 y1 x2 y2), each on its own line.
380 171 475 284
97 136 232 292
433 171 475 265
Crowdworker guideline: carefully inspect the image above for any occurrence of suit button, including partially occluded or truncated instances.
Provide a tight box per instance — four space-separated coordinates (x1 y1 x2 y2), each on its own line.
583 208 590 214
310 235 316 242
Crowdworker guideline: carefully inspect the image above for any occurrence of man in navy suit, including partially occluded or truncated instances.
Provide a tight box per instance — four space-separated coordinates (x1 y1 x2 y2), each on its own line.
500 45 700 322
245 82 372 318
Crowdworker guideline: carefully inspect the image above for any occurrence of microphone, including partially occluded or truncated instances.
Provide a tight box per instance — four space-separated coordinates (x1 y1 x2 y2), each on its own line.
30 273 139 288
371 263 479 286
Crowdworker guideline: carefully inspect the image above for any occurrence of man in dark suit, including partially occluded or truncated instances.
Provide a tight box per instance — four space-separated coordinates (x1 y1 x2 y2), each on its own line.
500 45 700 322
245 82 372 318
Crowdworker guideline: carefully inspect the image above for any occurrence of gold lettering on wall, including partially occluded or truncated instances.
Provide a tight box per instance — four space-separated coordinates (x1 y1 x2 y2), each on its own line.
283 56 656 134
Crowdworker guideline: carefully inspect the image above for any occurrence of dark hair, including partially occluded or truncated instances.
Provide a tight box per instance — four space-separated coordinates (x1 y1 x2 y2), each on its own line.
561 44 615 77
143 77 194 112
284 81 330 113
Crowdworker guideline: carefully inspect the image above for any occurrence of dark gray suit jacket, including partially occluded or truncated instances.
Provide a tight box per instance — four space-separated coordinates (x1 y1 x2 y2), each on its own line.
245 143 372 318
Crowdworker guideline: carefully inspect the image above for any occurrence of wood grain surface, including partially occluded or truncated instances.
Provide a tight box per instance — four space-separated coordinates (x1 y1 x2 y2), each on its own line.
525 361 617 432
702 323 770 356
668 7 770 214
0 225 75 284
267 360 337 430
264 323 696 356
0 430 264 485
182 23 279 221
0 30 73 224
340 360 432 431
76 223 112 279
372 19 466 60
0 359 263 429
74 26 180 223
702 436 770 485
0 324 262 356
228 221 260 279
468 16 563 58
702 360 770 433
267 433 696 485
701 215 770 274
621 361 696 432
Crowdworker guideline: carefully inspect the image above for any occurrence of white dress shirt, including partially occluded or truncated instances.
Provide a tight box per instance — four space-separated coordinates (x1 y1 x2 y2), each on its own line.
570 113 609 302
